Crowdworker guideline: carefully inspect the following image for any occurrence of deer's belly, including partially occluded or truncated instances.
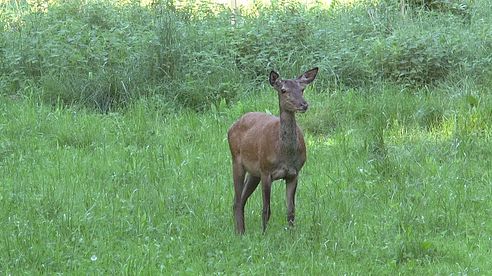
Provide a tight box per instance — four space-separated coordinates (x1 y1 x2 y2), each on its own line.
271 166 298 180
243 159 261 177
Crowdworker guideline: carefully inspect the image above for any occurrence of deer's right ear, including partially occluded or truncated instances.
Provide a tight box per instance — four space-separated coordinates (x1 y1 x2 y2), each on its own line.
269 71 280 86
298 67 319 86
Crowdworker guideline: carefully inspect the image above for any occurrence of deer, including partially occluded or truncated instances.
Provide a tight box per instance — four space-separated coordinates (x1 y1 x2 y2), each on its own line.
227 67 318 234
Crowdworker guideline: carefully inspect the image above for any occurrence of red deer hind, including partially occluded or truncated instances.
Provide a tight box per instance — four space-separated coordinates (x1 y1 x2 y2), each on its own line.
227 67 318 234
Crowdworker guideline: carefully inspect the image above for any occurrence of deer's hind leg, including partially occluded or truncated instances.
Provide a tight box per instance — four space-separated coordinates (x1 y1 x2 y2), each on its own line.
235 173 260 235
232 158 246 234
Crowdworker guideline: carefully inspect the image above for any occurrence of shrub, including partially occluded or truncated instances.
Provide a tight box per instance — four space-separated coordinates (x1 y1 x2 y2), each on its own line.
406 0 470 19
228 2 316 81
1 0 491 110
372 31 461 86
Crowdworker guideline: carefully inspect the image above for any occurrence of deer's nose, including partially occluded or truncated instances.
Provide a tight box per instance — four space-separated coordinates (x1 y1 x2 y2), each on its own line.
300 101 309 112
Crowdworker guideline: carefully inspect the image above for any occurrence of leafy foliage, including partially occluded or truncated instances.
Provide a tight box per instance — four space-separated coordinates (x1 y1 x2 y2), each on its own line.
0 0 490 111
372 31 461 85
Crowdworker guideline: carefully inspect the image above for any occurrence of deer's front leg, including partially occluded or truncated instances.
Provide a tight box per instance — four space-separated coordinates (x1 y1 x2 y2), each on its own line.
261 174 272 233
286 176 298 227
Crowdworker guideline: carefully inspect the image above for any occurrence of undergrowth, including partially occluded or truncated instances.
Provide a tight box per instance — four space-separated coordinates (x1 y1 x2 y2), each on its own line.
0 0 491 111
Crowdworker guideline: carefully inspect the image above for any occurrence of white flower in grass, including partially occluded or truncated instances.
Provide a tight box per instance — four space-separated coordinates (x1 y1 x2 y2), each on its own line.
91 255 98 262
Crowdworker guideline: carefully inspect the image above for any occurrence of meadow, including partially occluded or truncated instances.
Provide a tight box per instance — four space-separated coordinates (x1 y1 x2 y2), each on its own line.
1 0 492 274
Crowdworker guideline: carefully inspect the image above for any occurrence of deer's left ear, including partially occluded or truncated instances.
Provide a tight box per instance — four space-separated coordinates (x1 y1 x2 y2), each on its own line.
298 67 318 86
269 70 280 86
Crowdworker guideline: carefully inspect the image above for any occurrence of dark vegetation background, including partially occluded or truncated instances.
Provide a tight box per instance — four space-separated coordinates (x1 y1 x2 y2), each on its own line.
1 0 490 112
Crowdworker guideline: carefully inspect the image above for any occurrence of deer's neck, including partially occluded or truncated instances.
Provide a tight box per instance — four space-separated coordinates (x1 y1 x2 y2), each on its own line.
279 109 298 157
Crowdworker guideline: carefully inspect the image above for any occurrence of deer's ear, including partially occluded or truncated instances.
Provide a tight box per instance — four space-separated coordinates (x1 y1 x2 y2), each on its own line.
269 70 280 86
298 67 318 86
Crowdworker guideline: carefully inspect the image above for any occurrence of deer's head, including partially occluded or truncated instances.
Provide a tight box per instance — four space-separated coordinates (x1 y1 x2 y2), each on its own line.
269 67 318 113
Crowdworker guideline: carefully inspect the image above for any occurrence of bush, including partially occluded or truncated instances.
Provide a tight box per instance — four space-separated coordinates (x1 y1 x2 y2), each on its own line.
1 0 491 110
406 0 470 19
227 2 315 81
372 31 461 85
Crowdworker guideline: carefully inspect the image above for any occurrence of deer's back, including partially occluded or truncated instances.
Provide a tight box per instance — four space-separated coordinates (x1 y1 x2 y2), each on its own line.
228 112 279 154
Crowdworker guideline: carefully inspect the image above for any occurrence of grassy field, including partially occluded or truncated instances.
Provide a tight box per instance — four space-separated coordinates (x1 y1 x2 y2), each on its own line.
1 83 492 274
1 0 492 274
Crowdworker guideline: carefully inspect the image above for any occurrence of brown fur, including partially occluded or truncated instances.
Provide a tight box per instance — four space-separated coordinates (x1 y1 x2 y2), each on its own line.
227 68 318 234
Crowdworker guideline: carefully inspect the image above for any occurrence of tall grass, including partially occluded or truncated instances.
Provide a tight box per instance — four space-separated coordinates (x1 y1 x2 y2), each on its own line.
1 0 491 111
1 84 492 273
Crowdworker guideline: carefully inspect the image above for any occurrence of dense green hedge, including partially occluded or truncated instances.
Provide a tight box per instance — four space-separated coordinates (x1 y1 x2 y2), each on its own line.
1 0 490 111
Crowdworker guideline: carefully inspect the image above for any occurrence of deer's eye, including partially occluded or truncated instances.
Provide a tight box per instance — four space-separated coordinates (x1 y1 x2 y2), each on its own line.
280 88 287 94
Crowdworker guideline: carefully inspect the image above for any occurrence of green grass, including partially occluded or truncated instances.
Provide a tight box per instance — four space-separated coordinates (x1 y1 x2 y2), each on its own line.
1 82 492 274
1 0 492 273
